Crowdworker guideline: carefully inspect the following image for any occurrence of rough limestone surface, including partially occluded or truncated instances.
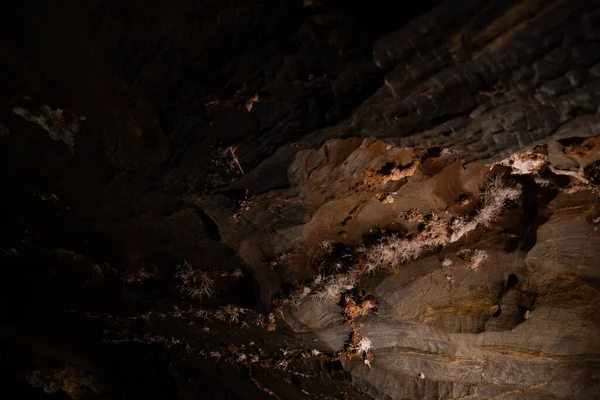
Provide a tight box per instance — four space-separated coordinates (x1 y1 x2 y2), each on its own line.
1 0 600 399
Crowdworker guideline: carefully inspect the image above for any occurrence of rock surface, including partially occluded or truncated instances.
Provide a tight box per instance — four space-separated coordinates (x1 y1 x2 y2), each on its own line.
1 0 600 399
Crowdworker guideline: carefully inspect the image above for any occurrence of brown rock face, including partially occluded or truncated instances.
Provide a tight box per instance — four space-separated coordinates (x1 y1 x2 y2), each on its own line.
1 1 600 399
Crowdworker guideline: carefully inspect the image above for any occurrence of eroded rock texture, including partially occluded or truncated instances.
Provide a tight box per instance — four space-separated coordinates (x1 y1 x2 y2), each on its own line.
1 0 600 399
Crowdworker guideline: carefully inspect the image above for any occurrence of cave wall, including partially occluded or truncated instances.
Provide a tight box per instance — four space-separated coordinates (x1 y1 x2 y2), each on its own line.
1 0 600 399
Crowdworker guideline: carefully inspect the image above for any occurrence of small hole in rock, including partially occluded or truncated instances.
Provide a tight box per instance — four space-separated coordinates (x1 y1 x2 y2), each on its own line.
326 360 344 372
492 305 502 318
422 147 442 159
379 162 396 175
506 273 518 289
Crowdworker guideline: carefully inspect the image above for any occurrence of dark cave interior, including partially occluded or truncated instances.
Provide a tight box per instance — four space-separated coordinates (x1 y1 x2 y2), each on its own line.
1 1 600 399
